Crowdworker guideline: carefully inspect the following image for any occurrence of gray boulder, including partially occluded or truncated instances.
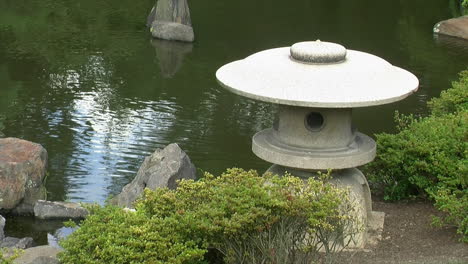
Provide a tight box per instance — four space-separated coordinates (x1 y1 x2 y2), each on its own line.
434 15 468 40
34 200 88 220
147 6 156 27
149 0 194 42
12 186 47 216
0 215 4 241
0 237 34 249
154 0 192 26
0 138 47 212
151 21 194 42
13 245 62 264
111 143 196 208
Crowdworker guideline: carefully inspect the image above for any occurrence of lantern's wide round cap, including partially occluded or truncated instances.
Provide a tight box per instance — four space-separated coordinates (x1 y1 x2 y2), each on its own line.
216 41 419 108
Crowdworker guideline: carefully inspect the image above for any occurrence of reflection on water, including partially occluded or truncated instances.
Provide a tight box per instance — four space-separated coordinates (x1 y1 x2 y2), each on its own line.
0 0 467 207
152 39 193 78
44 55 184 202
47 226 76 248
434 34 468 53
3 216 66 245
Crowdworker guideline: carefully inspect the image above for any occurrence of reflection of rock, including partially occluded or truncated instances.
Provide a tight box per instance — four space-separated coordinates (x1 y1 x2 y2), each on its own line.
434 15 468 40
149 0 194 42
47 226 77 248
34 200 88 220
151 39 193 77
0 138 47 213
111 143 197 208
434 32 468 51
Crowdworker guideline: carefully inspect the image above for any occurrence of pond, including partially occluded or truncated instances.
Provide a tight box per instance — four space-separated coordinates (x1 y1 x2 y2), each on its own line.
0 0 467 242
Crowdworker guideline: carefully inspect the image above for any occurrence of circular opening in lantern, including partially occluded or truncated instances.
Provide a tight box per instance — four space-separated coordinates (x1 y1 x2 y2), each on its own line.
305 112 324 131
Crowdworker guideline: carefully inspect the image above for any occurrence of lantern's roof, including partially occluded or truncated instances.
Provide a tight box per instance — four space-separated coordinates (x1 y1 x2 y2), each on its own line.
216 41 419 108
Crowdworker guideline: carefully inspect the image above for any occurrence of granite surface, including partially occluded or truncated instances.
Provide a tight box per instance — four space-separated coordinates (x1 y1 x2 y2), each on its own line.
216 43 419 108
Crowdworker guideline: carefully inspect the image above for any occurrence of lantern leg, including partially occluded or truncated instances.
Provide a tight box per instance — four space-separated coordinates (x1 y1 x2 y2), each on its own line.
266 164 384 249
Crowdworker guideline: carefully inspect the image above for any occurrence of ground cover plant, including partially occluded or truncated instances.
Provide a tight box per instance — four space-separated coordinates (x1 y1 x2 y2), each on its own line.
59 168 359 264
365 70 468 242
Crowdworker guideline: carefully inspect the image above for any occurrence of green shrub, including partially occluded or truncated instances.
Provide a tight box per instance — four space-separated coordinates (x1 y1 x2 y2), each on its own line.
59 205 207 264
365 69 468 241
428 70 468 116
431 188 468 242
366 112 467 200
59 168 359 264
0 249 22 264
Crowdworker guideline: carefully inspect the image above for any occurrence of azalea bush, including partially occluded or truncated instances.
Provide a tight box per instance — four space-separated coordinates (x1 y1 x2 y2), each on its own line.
365 70 467 241
59 168 360 263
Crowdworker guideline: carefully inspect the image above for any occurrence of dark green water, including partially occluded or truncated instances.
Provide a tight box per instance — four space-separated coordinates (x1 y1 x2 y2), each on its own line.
0 0 467 241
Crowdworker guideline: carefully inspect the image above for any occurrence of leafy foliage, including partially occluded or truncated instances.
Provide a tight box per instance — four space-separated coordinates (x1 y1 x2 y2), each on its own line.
428 71 468 116
59 204 207 264
59 168 359 263
366 112 466 200
0 248 22 264
365 70 468 241
431 187 468 242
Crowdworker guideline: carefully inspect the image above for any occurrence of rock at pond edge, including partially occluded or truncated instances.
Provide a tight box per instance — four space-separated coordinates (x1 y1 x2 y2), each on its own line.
0 138 47 211
434 15 468 40
151 21 194 42
110 143 196 208
0 237 35 249
13 245 62 264
34 200 88 220
154 0 192 27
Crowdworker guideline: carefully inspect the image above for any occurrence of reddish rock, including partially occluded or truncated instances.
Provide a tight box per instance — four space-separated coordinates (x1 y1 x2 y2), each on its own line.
0 138 47 210
433 16 468 40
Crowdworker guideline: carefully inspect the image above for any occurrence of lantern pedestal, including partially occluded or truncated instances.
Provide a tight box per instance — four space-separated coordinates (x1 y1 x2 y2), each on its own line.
267 165 374 248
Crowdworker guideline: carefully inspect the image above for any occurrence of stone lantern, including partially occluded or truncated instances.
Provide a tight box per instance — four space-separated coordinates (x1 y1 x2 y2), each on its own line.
216 41 418 248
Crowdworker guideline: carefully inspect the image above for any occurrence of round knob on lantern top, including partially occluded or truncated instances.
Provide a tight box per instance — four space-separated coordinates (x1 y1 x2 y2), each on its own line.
290 40 347 63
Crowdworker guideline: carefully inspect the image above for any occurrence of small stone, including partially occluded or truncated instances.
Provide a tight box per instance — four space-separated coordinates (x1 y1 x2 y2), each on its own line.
34 200 88 220
290 41 347 63
123 207 136 213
